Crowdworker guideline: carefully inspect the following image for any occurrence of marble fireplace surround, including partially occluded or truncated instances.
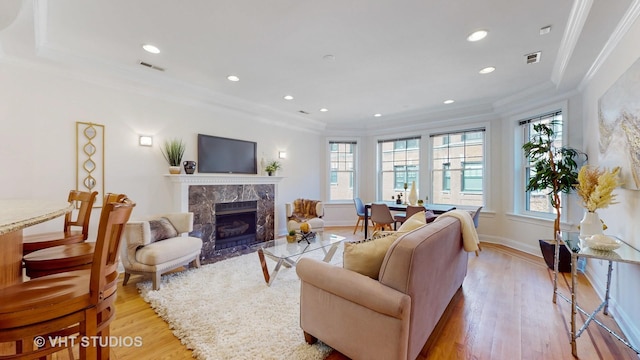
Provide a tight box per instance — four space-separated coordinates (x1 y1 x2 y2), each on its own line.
165 174 283 263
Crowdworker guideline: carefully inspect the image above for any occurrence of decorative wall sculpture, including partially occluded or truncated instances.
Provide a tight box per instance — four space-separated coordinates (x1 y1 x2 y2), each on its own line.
76 122 105 206
598 56 640 190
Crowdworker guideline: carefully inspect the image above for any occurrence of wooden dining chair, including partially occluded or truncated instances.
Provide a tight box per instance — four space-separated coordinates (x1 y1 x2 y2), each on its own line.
0 197 135 359
22 190 99 255
370 203 398 232
23 193 127 278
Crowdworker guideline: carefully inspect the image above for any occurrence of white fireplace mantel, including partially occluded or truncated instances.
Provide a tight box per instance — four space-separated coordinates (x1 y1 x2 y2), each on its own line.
164 174 284 212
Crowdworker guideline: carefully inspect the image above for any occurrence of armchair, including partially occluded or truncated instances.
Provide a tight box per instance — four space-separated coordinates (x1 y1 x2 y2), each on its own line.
121 212 202 290
285 198 325 233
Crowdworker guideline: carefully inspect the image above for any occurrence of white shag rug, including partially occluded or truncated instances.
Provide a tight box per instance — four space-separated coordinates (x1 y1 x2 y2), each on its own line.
137 247 341 360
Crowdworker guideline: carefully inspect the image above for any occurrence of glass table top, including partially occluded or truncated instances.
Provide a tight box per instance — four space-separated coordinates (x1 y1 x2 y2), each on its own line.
561 232 640 264
261 233 346 259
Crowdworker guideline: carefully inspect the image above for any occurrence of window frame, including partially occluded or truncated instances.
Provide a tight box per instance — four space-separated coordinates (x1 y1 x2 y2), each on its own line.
377 136 421 201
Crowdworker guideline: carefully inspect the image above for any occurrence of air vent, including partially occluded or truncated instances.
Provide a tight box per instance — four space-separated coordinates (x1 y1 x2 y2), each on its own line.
298 110 310 115
525 52 541 64
139 61 165 72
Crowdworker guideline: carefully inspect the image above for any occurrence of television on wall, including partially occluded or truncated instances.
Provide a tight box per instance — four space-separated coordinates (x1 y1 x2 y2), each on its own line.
197 134 257 174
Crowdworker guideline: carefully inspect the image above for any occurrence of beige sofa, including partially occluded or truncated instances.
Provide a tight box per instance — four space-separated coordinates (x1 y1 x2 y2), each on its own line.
296 216 467 360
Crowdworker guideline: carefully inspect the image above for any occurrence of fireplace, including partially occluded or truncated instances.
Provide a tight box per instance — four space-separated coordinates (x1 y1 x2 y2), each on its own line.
214 201 257 250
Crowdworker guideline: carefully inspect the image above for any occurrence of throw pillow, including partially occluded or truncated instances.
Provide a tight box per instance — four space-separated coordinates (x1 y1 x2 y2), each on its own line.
148 217 179 242
397 211 427 232
343 232 400 279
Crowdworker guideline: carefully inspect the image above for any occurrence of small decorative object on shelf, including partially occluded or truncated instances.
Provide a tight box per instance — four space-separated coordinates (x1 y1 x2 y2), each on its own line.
395 193 403 204
162 138 186 174
264 160 281 176
403 182 408 204
183 160 196 174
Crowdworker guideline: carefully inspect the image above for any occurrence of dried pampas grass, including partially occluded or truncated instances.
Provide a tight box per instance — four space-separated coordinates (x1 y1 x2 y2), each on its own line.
576 166 622 212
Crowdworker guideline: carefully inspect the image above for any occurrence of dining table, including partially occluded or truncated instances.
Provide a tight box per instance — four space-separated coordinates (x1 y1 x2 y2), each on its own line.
0 199 74 289
363 201 456 238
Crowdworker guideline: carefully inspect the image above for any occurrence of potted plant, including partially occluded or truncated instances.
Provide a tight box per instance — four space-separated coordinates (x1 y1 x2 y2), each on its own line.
264 160 281 176
161 138 186 174
522 120 585 271
286 229 297 243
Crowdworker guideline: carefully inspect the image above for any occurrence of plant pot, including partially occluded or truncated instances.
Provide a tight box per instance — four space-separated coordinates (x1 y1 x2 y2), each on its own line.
183 160 196 174
539 239 571 273
169 166 181 174
286 235 296 243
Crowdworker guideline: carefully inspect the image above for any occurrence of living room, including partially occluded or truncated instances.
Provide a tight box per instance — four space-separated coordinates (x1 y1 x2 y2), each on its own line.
1 0 640 359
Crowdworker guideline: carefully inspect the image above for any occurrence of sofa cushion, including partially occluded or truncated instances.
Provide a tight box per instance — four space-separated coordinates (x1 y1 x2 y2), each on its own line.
397 211 428 232
148 217 178 242
135 236 203 265
343 232 400 279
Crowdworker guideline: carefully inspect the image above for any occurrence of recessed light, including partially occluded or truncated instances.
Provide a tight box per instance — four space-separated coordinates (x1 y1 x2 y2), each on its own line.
284 95 294 100
467 30 488 42
320 108 328 112
479 66 496 74
323 54 336 61
540 26 552 35
142 44 160 54
444 99 455 104
227 75 240 82
374 113 382 117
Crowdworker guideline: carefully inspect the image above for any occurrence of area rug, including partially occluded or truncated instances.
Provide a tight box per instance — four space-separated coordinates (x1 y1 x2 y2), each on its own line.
137 247 340 360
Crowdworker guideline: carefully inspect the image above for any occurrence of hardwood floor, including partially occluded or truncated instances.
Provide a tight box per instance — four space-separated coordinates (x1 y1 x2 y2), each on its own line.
51 226 638 359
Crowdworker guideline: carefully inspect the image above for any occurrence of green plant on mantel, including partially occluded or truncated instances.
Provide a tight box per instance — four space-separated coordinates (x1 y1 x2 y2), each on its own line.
161 138 186 166
522 120 585 237
265 160 281 175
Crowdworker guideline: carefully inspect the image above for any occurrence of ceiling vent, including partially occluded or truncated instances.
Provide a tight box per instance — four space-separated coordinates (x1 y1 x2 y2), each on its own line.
139 61 165 72
298 110 310 115
525 52 541 64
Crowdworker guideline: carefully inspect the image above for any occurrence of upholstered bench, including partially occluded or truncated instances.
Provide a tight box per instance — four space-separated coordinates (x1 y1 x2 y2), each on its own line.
120 213 202 290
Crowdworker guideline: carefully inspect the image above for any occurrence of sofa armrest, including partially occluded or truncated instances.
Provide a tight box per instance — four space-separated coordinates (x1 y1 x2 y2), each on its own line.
296 258 410 319
315 201 324 218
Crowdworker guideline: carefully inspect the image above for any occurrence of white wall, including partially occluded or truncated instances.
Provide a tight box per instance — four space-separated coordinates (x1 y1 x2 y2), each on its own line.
580 13 640 346
0 62 322 238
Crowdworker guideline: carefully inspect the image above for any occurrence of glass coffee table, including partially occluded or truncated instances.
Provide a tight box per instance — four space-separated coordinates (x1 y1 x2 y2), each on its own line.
257 232 345 286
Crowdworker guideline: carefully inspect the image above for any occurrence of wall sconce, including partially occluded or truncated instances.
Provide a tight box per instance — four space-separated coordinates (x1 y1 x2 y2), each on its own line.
139 135 153 147
278 151 287 159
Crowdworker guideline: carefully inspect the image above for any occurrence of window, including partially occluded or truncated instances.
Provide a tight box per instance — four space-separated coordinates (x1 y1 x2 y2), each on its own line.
442 163 451 191
378 137 420 201
431 129 484 207
329 141 356 201
520 111 562 214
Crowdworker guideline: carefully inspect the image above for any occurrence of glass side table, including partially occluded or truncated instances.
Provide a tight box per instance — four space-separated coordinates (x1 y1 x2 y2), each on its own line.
552 231 640 357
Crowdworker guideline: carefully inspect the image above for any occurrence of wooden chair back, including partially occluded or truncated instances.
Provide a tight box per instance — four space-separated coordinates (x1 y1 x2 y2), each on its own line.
64 190 99 240
90 195 134 304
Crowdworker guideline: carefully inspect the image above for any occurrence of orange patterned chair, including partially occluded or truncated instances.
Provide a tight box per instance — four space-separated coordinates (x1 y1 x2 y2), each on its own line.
285 198 324 234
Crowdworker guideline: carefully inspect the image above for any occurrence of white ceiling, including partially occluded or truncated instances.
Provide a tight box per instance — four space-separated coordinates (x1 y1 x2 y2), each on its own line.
0 0 636 132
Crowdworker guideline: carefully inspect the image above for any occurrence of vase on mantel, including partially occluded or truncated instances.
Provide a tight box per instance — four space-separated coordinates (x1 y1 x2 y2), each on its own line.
408 181 418 205
579 211 603 237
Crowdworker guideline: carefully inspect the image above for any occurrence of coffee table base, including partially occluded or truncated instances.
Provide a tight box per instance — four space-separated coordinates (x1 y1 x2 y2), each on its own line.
257 242 341 286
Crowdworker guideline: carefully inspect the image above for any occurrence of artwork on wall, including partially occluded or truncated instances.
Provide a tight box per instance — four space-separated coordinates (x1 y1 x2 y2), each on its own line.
76 122 105 206
598 56 640 190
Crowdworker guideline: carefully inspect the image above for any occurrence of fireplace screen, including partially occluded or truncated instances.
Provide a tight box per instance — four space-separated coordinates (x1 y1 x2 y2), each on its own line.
215 201 257 250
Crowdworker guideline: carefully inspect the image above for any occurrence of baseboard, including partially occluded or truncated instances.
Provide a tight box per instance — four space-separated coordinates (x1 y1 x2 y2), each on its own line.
478 234 542 258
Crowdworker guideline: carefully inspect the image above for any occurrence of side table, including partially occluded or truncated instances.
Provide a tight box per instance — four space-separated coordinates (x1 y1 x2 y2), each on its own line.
553 231 640 357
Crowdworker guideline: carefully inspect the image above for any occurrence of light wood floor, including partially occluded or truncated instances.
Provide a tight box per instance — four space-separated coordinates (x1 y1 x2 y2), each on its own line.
54 226 638 359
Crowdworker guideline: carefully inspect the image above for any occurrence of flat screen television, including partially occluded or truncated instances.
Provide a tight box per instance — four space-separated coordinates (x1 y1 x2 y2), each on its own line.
197 134 257 174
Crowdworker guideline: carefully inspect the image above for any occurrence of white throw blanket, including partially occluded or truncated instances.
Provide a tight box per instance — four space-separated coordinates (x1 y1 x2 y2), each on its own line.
434 210 480 252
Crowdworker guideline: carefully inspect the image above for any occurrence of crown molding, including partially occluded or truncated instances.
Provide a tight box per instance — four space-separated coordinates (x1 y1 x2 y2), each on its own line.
551 0 594 86
578 0 640 91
